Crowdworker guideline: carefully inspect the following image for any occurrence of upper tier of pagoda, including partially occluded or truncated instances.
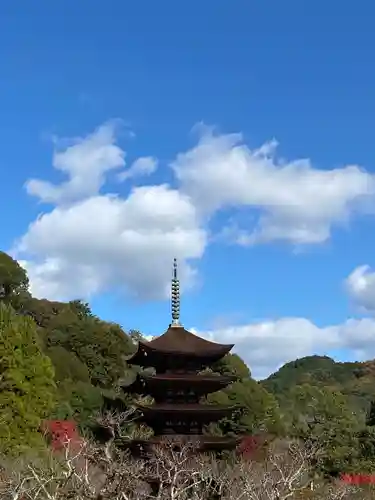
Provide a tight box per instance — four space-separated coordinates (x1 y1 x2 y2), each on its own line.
127 258 233 372
128 325 234 372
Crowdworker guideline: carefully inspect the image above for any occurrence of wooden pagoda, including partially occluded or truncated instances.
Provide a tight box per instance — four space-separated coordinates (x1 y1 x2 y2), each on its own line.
125 259 239 455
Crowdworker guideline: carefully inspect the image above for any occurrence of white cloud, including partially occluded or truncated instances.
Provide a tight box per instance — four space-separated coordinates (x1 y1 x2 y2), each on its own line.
13 121 375 302
17 188 206 301
194 317 375 379
19 257 103 301
15 124 206 301
346 265 375 313
26 121 126 205
172 129 375 245
117 156 158 182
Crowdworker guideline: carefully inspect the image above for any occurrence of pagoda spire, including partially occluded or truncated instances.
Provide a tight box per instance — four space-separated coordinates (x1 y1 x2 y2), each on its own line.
171 258 181 327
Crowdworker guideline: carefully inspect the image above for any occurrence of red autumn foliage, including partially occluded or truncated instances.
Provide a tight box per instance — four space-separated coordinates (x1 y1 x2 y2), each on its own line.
340 473 375 485
236 435 263 460
41 420 83 451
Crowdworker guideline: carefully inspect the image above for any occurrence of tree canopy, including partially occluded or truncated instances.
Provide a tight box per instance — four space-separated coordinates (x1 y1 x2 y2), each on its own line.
0 252 30 307
0 304 56 455
213 353 251 379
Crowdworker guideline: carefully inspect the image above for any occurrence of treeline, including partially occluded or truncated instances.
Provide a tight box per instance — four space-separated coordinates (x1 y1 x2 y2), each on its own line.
2 251 375 478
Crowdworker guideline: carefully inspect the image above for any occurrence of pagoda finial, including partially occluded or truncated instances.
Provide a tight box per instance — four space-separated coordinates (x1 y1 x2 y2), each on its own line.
171 258 181 327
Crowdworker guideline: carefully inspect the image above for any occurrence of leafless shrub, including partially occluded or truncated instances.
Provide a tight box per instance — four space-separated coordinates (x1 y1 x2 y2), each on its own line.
0 438 149 500
146 438 222 499
219 438 359 500
0 433 365 500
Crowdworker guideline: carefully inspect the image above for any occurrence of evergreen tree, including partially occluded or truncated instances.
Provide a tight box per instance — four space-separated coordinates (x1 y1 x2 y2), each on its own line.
213 353 251 379
366 400 375 426
206 377 283 436
69 299 94 320
286 384 361 476
0 252 30 308
0 304 57 455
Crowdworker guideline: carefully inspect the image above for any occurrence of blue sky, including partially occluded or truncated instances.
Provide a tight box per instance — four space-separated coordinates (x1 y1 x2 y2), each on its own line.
1 1 375 378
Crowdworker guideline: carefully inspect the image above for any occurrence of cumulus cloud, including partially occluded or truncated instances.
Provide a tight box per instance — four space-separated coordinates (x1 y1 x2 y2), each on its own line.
117 156 158 182
17 188 206 301
13 121 375 301
346 265 375 313
26 122 125 205
195 317 375 379
19 257 103 301
172 130 375 245
15 124 206 301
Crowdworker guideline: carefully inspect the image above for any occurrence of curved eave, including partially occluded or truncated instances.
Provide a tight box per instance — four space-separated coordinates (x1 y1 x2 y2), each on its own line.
127 341 234 366
143 339 235 357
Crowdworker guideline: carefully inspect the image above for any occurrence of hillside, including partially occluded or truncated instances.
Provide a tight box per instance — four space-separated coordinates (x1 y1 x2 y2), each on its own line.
262 355 375 412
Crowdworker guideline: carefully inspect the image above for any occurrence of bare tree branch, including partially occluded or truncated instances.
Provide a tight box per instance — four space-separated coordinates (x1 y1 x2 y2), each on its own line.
0 435 364 500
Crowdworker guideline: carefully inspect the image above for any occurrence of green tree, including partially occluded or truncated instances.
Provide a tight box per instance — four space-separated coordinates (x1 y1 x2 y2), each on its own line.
261 355 372 413
366 400 375 426
13 293 136 431
20 297 69 331
0 304 56 455
46 345 91 384
45 316 134 388
212 353 251 379
356 426 375 473
69 299 94 320
206 378 282 436
52 380 103 427
286 384 361 476
0 252 30 308
128 329 145 343
350 400 375 473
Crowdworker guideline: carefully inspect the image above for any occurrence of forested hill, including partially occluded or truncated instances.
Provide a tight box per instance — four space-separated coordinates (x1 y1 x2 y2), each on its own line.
262 355 375 412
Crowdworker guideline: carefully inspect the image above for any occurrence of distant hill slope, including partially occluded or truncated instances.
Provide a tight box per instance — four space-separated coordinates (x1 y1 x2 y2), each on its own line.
261 355 375 412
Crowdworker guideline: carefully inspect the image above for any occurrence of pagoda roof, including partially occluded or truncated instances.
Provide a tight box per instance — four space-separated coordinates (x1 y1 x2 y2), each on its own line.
128 325 233 364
